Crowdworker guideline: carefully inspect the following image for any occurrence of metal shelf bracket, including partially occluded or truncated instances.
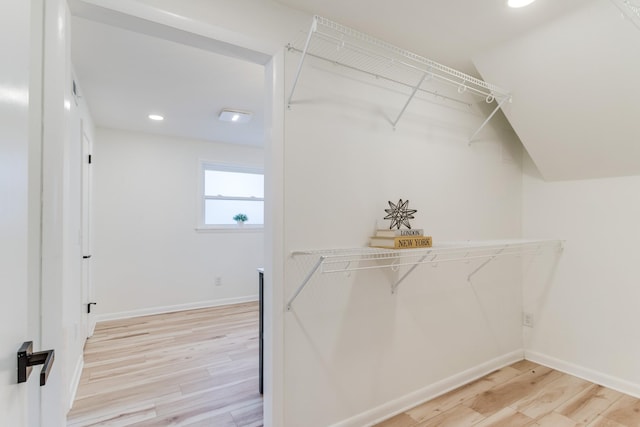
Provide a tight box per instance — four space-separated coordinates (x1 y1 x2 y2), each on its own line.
391 252 434 294
286 255 326 311
467 246 506 283
468 95 512 143
611 0 640 30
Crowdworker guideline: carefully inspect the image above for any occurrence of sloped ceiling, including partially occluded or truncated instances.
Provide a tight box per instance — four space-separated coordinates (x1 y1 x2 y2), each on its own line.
474 0 640 181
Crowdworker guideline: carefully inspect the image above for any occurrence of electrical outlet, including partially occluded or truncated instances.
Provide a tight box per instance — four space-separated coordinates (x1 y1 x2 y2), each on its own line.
215 276 222 286
522 312 534 328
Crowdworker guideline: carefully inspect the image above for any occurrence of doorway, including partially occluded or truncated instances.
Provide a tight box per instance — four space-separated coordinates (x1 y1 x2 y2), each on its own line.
65 1 280 425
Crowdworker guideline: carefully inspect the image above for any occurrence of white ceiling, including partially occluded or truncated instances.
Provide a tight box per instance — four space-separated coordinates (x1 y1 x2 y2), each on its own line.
71 16 265 147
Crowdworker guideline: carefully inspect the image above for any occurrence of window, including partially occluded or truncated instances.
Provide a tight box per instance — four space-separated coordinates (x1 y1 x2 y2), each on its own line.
201 163 264 227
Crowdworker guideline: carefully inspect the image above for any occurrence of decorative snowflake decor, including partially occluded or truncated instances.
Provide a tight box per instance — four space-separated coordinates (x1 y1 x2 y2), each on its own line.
383 199 417 229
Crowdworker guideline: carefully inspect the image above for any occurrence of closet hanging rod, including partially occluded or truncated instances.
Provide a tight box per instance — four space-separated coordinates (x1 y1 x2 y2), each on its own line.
611 0 640 29
311 16 507 95
286 46 472 108
286 15 512 135
310 29 505 101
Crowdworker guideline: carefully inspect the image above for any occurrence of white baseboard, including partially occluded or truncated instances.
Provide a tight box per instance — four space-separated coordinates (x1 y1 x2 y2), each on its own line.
93 295 259 324
525 350 640 399
68 356 84 410
88 317 96 337
330 350 524 427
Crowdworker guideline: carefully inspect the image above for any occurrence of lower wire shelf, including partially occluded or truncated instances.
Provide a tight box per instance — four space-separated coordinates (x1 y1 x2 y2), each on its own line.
286 239 564 311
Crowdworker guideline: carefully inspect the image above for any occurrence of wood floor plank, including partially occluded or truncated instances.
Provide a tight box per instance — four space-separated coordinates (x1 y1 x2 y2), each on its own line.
465 365 563 417
414 405 484 426
375 362 640 427
67 302 262 427
533 411 581 427
231 401 264 427
404 367 522 424
471 407 535 427
587 415 628 427
510 360 540 373
599 395 640 427
374 412 418 427
182 412 238 427
556 384 624 425
511 372 592 419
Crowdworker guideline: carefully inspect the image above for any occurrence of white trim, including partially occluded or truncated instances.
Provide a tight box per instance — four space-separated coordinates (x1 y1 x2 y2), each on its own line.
263 49 286 427
201 161 264 175
93 295 259 323
68 356 84 410
88 317 96 337
330 350 524 427
195 225 264 233
525 350 640 399
67 0 277 62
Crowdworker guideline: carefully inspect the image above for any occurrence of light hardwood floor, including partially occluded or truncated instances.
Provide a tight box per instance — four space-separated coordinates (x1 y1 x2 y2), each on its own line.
374 360 640 427
67 302 262 427
68 303 640 427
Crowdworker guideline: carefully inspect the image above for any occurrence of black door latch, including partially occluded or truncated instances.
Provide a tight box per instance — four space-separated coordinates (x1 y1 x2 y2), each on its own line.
17 341 55 386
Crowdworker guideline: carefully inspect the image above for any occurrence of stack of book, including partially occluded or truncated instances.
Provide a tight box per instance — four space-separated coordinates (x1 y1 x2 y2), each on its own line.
369 228 432 249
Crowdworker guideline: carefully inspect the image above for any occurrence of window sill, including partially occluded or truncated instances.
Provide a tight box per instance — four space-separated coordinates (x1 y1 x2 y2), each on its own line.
195 225 264 233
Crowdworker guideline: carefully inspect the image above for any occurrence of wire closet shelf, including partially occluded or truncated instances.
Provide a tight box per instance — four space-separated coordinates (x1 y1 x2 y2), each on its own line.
286 239 564 311
611 0 640 29
286 15 512 140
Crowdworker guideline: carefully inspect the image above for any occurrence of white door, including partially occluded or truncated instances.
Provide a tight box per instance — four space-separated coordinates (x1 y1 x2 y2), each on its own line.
81 123 95 337
0 0 42 425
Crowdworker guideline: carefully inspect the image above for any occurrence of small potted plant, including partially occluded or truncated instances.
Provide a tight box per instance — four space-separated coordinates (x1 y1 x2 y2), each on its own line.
233 213 248 226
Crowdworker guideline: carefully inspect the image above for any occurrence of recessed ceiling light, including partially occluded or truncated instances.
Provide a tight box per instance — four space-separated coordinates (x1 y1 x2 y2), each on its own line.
508 0 536 7
148 114 164 121
218 109 252 123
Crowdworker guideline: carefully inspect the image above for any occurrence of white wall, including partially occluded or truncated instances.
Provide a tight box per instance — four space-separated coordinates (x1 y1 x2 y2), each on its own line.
282 53 525 426
92 128 264 318
522 153 640 396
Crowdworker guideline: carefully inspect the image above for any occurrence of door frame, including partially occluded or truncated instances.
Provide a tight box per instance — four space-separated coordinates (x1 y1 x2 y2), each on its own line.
50 1 287 426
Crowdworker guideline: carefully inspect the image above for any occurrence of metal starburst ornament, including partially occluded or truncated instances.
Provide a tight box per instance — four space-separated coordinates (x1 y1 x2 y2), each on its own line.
384 199 417 229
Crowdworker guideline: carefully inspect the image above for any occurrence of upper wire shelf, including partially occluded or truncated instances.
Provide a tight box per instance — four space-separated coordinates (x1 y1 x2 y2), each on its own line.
287 239 564 310
611 0 640 30
286 15 512 141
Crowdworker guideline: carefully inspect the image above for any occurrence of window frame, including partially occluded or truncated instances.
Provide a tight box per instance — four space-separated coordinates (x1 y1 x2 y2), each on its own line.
197 161 264 232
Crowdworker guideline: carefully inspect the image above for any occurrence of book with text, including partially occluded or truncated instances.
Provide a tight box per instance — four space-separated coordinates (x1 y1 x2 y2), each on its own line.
375 228 424 237
369 235 433 249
